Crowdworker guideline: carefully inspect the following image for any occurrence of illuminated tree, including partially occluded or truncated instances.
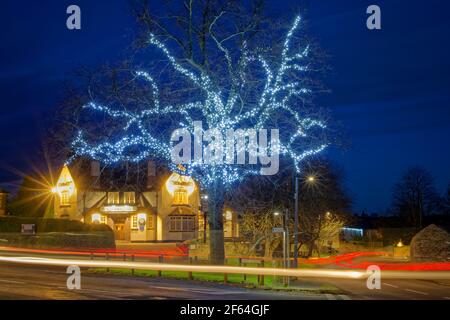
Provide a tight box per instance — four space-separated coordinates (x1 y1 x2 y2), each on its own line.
69 2 328 264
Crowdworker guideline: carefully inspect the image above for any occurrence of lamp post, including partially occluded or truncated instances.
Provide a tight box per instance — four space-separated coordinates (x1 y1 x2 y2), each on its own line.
273 211 287 269
293 175 315 268
284 209 290 270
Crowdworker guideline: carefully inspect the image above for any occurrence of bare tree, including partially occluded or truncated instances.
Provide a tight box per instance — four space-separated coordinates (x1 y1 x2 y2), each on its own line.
239 210 282 258
444 184 450 215
228 167 291 258
391 167 441 228
230 159 350 258
297 160 350 257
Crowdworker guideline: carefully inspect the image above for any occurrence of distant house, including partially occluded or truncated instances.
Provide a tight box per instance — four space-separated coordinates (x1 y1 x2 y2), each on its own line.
340 227 364 241
51 160 238 242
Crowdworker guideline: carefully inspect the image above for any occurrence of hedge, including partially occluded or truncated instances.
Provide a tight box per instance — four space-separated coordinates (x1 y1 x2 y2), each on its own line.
0 217 115 249
0 217 111 233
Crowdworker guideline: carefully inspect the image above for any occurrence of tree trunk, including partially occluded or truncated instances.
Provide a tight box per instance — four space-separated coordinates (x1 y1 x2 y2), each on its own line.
207 179 225 265
264 235 272 259
307 240 315 258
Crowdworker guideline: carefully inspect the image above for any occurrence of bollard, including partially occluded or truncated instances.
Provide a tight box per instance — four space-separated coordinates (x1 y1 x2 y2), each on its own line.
131 254 135 275
123 253 126 261
258 260 265 287
224 273 228 284
188 257 193 280
238 258 245 283
157 255 163 277
106 253 110 273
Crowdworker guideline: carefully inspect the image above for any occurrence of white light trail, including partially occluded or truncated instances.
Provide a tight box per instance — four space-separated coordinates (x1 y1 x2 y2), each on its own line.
2 255 450 280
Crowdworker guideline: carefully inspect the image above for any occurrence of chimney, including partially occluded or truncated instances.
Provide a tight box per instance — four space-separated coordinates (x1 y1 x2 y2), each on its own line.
147 160 156 189
90 160 100 188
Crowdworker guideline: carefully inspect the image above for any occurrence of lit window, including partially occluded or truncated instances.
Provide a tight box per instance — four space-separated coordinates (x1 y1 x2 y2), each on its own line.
131 215 138 230
131 214 152 230
60 191 70 206
108 192 120 204
124 192 135 204
169 216 195 232
92 213 106 224
173 188 188 205
147 215 153 228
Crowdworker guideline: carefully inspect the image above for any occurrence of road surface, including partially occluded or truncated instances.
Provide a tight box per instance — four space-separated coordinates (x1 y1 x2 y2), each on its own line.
303 277 450 300
0 263 334 300
2 262 449 300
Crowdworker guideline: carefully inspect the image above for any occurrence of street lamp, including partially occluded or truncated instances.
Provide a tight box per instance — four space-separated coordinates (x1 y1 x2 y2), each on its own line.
293 173 317 268
273 211 280 217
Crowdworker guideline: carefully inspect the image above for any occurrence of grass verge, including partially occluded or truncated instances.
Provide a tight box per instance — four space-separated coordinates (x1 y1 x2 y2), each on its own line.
87 267 343 294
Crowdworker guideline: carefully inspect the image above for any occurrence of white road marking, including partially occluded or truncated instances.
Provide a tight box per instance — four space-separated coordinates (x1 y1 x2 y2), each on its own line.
149 285 245 295
404 289 429 295
443 297 450 300
325 293 337 300
57 286 124 295
42 270 65 274
0 279 26 284
338 294 351 300
383 282 399 288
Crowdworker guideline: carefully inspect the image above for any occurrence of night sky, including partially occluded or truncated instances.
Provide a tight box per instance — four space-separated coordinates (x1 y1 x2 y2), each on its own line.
0 0 449 213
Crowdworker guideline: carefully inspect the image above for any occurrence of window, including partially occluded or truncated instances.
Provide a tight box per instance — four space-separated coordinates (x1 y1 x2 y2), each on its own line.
108 192 120 204
173 188 188 205
147 215 153 229
124 192 135 204
131 214 153 230
131 215 138 230
169 216 195 232
92 213 107 224
60 191 70 206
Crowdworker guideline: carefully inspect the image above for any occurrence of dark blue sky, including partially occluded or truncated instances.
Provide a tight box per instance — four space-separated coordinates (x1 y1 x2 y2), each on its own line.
0 0 449 213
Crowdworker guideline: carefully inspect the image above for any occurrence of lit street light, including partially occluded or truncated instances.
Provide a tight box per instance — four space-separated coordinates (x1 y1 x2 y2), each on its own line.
293 174 317 268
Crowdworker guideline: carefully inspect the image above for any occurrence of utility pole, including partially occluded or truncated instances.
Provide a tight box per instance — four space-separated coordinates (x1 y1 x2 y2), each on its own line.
284 208 290 287
293 175 299 268
284 209 290 268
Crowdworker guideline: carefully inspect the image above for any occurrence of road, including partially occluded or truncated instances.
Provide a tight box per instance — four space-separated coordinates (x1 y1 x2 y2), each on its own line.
1 248 449 300
2 263 449 300
0 263 333 300
304 277 450 300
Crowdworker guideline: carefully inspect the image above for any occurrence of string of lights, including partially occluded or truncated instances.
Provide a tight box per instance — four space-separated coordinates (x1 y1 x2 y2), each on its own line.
69 15 328 187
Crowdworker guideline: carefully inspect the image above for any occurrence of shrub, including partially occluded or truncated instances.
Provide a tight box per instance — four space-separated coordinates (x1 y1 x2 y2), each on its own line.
0 217 111 233
0 217 115 249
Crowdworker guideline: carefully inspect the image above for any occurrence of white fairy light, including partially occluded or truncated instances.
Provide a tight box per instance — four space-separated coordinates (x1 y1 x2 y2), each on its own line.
70 15 328 187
